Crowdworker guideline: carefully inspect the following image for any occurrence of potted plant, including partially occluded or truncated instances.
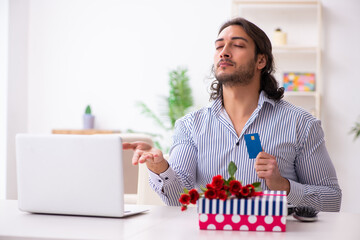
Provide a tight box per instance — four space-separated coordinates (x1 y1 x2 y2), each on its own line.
350 119 360 141
83 105 95 129
132 67 193 152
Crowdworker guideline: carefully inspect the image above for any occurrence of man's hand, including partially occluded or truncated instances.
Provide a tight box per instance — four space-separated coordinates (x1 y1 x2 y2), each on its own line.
122 141 169 174
254 152 290 194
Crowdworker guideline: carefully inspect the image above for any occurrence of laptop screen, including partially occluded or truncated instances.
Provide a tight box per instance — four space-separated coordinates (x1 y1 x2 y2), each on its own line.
16 134 126 217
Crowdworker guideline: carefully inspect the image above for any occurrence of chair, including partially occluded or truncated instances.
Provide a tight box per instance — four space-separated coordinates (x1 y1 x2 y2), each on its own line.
120 133 165 206
137 163 165 206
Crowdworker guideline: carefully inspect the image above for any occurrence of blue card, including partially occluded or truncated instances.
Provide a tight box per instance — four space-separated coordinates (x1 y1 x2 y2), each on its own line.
244 133 262 159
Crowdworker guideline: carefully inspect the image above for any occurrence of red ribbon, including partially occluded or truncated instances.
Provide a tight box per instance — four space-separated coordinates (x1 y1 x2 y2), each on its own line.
261 193 287 197
252 192 287 197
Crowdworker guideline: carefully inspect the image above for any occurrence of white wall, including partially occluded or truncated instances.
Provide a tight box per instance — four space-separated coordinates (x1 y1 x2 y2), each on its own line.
6 0 29 199
5 0 360 212
7 0 231 199
0 0 9 199
321 0 360 213
27 0 229 135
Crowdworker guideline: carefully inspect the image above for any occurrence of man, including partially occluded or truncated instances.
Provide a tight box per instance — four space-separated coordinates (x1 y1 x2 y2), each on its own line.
123 18 341 211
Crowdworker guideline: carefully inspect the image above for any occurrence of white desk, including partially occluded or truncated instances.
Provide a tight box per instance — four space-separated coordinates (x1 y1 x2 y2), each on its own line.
0 200 359 240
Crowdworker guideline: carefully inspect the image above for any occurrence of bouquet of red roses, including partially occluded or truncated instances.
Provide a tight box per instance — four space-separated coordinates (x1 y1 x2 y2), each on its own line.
179 161 262 211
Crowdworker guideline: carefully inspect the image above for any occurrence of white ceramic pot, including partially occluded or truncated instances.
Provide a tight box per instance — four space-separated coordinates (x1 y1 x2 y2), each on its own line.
83 114 95 129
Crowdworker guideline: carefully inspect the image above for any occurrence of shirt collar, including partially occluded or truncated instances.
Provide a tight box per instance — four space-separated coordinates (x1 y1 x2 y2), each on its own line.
209 90 275 116
258 90 275 108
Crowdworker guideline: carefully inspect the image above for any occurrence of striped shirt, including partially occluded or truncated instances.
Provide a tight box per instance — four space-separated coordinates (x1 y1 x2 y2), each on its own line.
148 91 342 211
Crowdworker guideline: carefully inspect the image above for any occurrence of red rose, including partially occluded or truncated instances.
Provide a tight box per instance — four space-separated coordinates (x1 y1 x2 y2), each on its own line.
240 186 250 197
179 194 190 205
204 189 217 199
206 183 214 190
245 184 255 196
189 189 200 204
229 180 242 195
178 162 263 212
218 190 228 200
211 175 224 190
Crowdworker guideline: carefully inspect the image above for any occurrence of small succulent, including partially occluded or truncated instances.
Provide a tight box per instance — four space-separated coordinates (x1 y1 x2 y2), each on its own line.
85 105 92 115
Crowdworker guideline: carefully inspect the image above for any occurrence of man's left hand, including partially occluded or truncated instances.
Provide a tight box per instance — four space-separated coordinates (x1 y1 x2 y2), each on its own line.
254 152 290 194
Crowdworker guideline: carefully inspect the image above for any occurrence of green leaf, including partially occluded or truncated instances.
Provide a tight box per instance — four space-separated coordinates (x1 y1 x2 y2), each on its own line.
154 141 162 151
85 105 91 114
183 188 189 194
228 161 237 178
224 179 230 185
167 67 193 128
350 120 360 141
226 176 235 184
200 186 208 192
136 102 168 130
252 182 262 192
135 67 194 153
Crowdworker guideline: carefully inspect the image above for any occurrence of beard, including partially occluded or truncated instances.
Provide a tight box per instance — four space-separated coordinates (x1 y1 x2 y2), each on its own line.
214 58 256 87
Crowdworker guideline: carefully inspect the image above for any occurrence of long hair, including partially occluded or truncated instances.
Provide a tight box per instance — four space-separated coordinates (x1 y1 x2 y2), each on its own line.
210 17 284 101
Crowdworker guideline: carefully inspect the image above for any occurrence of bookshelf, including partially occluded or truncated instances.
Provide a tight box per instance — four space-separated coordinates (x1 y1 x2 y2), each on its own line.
231 0 322 118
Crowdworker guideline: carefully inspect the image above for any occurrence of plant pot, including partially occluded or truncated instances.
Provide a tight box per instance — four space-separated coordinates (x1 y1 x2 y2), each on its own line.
83 114 95 129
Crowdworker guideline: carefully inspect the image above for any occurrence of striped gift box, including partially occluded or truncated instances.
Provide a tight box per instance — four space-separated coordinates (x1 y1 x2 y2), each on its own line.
197 190 287 232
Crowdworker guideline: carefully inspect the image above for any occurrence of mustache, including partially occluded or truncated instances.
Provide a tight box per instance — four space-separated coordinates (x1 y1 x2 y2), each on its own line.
217 59 236 67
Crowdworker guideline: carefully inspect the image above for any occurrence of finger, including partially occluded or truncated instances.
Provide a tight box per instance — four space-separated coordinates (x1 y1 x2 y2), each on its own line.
255 165 268 172
132 141 152 151
256 153 277 166
255 157 268 166
152 152 164 163
132 150 143 165
123 142 137 150
257 151 275 159
139 153 154 164
256 170 268 179
255 160 277 172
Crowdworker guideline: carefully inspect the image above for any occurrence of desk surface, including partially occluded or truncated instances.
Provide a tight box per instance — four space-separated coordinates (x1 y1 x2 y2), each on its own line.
1 200 359 240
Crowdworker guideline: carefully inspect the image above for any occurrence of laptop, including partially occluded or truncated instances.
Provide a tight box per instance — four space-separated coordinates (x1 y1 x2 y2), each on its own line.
16 134 149 217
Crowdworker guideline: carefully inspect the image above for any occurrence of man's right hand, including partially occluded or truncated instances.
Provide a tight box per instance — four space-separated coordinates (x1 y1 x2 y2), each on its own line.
122 141 169 174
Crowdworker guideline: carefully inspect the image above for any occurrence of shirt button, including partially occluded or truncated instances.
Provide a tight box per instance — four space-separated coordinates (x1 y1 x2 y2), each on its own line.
165 177 169 180
236 142 239 146
158 179 162 182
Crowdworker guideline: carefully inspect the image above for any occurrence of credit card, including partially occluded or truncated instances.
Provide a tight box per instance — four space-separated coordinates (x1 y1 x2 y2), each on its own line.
244 133 262 159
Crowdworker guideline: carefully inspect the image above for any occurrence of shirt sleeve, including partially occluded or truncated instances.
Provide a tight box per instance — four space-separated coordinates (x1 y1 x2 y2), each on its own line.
147 117 198 206
287 119 342 211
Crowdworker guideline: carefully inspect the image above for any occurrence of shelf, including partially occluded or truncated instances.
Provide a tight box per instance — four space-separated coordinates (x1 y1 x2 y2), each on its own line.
233 0 319 5
284 91 317 97
232 0 322 119
273 45 317 53
52 129 121 135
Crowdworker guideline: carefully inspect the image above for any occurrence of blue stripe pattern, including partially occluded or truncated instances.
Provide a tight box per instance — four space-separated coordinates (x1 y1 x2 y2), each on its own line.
150 91 341 212
197 191 287 216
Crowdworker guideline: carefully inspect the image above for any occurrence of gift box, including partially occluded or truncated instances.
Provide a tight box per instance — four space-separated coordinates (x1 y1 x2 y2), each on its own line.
197 190 287 232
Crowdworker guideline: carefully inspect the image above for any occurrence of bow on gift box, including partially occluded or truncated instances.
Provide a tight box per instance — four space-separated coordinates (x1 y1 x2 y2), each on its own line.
179 161 262 211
